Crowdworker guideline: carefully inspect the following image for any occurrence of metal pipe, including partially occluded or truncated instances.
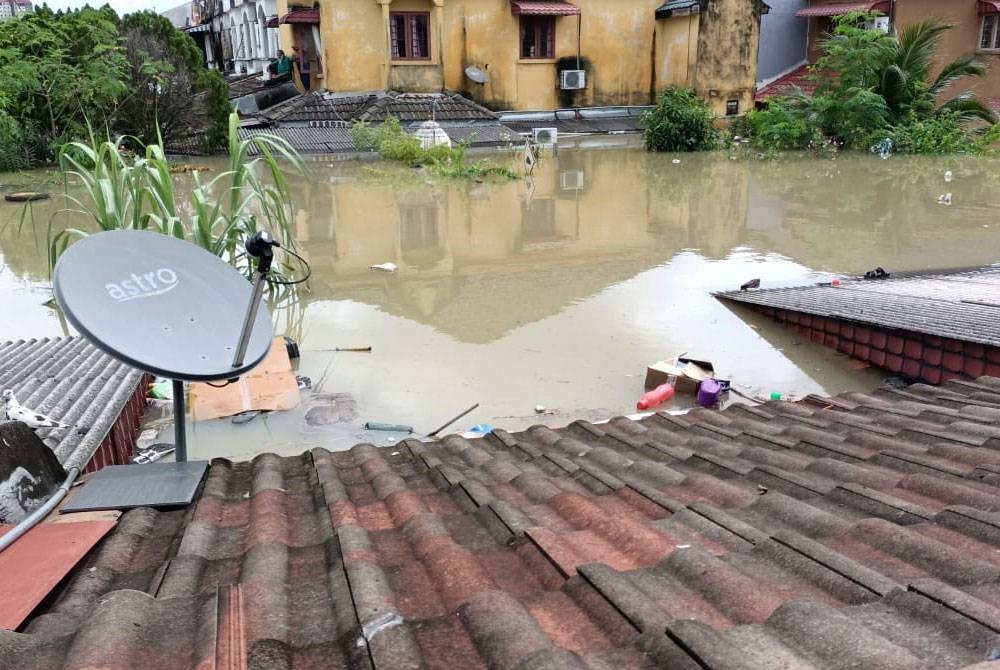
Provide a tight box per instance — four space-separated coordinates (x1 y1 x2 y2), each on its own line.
173 379 187 462
0 466 80 554
232 271 268 369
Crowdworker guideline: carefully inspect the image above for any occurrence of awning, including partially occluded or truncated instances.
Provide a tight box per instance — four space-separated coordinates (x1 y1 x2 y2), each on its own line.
655 0 700 19
280 8 320 24
510 1 581 16
795 1 890 17
183 23 211 33
265 15 279 28
980 1 1000 14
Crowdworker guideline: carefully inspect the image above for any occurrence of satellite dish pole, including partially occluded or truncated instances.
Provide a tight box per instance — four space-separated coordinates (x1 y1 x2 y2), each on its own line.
232 231 279 371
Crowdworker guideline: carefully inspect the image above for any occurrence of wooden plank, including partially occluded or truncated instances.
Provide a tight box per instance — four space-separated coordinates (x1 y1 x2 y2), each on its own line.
0 521 116 630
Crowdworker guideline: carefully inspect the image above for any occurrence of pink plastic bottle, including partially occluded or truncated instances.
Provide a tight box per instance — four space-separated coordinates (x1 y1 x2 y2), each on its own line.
637 382 675 410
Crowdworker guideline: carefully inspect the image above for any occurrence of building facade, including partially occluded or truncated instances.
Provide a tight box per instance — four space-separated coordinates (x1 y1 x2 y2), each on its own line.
0 0 31 19
757 0 808 85
275 0 766 115
184 0 281 75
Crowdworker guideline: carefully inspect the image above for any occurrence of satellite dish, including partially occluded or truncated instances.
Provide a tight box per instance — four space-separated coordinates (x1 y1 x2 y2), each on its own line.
54 229 274 461
465 65 490 85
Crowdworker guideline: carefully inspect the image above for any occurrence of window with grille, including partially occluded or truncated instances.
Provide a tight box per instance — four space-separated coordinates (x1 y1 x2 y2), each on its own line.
520 16 555 59
390 12 430 60
981 14 1000 50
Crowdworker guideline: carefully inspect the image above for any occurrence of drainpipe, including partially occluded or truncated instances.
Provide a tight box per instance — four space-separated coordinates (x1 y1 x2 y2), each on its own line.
379 0 392 89
434 0 445 90
0 467 80 554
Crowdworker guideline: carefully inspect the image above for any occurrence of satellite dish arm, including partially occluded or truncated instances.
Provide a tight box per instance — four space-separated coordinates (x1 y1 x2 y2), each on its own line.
232 231 279 370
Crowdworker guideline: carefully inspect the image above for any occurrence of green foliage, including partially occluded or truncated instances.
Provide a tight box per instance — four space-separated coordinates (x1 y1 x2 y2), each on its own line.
0 6 128 164
748 14 996 155
886 110 989 154
642 87 720 152
745 99 816 150
0 111 29 172
116 11 230 151
50 113 305 283
352 116 517 179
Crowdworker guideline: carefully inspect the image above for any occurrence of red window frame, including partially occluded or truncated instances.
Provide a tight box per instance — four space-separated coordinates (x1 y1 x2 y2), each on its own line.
520 16 555 59
390 11 430 60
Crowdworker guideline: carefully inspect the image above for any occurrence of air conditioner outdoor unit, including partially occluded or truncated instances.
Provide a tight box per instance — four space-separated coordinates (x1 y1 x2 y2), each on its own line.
533 127 558 146
560 69 586 90
560 171 584 190
865 16 890 33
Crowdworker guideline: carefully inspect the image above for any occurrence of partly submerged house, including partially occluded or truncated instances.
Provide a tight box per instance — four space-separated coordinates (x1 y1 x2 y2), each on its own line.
758 0 1000 107
273 0 767 116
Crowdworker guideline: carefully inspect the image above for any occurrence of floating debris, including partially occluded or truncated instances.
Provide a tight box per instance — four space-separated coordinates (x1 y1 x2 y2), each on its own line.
370 262 398 272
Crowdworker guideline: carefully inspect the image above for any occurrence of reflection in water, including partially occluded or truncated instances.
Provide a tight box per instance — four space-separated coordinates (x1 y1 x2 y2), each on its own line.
2 141 999 457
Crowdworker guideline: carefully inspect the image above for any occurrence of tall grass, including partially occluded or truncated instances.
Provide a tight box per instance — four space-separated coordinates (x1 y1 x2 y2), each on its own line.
51 113 305 283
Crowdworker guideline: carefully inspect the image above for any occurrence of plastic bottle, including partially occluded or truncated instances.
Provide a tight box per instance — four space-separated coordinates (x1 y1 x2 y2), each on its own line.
637 382 675 410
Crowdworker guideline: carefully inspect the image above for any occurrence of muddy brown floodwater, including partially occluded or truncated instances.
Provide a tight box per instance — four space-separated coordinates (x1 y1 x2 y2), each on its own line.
1 136 999 460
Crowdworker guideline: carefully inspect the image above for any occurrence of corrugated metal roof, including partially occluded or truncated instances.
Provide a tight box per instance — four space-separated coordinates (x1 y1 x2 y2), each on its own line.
6 377 1000 667
716 266 1000 347
0 337 146 471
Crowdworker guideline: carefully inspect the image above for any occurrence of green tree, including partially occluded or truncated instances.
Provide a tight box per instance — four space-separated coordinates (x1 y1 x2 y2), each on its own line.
0 6 128 163
748 13 998 153
115 11 229 152
819 14 995 125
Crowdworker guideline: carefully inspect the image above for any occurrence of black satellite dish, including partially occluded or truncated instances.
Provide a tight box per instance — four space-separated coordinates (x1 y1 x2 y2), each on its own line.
54 229 275 461
465 65 490 85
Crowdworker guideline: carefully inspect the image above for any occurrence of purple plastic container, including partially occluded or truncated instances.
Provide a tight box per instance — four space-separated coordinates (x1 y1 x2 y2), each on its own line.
697 379 722 408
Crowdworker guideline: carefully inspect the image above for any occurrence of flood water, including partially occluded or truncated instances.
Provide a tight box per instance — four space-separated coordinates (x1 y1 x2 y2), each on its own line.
2 137 999 460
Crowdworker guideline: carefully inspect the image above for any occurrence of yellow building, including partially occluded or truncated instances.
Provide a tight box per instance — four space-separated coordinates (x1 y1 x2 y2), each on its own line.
276 0 767 116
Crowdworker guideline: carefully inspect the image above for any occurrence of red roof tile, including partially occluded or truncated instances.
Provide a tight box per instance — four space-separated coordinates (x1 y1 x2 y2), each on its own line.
4 377 1000 668
510 1 581 16
280 8 319 24
756 64 821 101
796 1 890 17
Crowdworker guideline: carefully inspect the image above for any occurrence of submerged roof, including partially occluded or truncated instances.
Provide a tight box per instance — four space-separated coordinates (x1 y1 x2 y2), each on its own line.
0 337 145 471
717 266 1000 348
6 376 1000 667
262 90 499 125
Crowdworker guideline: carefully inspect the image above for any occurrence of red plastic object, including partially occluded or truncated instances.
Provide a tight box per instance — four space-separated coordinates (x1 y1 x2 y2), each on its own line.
637 383 675 410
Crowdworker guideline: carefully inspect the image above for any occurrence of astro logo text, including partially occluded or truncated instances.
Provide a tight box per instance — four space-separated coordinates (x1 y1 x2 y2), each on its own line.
105 268 179 302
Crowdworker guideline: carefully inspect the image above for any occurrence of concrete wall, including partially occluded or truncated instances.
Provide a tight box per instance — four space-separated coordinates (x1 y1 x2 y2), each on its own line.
694 0 765 115
757 0 808 83
280 0 763 112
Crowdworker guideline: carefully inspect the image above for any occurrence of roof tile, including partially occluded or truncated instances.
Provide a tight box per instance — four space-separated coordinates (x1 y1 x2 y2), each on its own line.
7 378 1000 667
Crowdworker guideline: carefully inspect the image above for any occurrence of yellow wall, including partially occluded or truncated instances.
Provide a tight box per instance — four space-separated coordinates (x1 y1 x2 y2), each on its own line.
655 14 699 90
278 0 761 113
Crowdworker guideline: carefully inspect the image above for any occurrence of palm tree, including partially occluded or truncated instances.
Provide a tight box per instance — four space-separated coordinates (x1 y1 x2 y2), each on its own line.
877 21 996 124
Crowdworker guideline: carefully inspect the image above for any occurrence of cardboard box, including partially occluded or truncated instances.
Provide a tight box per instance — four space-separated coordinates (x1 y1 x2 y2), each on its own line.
644 356 715 393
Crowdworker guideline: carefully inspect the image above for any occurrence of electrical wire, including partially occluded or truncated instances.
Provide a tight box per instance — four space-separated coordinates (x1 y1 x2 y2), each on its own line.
267 246 312 286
